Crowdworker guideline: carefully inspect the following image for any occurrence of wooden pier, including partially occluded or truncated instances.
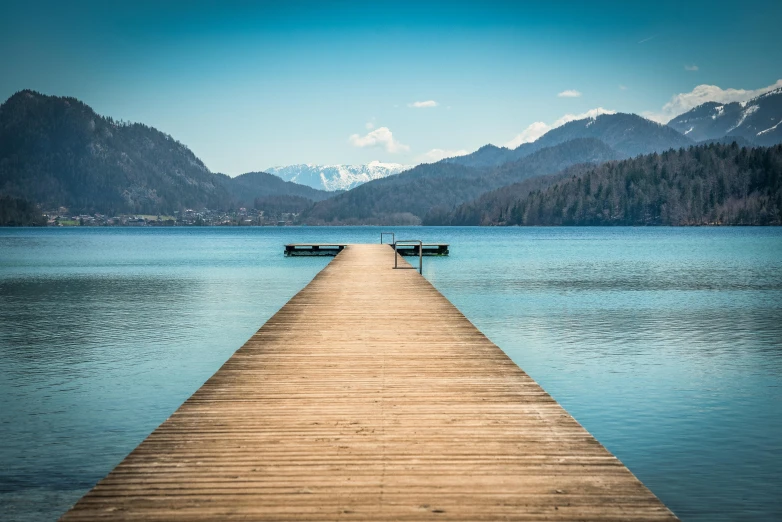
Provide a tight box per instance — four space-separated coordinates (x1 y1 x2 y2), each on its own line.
61 244 678 521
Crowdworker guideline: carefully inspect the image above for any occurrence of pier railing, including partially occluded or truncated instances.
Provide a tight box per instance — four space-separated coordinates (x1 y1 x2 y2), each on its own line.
394 239 423 274
380 232 395 245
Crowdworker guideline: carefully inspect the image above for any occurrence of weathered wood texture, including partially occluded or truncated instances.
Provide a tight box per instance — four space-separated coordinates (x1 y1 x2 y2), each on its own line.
61 244 678 521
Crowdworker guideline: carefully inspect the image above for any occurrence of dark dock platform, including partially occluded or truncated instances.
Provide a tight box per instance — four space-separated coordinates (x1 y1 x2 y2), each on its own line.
393 242 449 256
284 243 346 256
61 244 678 521
285 243 449 256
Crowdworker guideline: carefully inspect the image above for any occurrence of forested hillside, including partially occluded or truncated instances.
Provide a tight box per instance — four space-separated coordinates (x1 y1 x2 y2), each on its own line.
0 90 332 216
215 171 333 208
435 143 782 226
0 90 232 214
424 164 595 225
252 195 318 219
0 195 47 226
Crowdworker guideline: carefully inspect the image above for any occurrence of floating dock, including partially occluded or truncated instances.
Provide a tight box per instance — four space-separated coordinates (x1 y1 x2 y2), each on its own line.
285 243 449 256
284 243 347 256
61 244 677 521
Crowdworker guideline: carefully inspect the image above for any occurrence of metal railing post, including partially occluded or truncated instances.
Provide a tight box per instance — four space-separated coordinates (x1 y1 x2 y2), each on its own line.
393 239 423 274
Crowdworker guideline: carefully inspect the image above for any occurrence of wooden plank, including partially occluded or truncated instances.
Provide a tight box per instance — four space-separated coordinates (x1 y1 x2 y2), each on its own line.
61 244 678 521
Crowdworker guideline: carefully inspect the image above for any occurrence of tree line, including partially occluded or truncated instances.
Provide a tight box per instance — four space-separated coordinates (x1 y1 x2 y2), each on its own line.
0 196 47 226
432 143 782 226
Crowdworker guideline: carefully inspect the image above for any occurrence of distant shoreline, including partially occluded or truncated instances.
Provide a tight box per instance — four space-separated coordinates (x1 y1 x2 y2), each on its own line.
3 223 780 228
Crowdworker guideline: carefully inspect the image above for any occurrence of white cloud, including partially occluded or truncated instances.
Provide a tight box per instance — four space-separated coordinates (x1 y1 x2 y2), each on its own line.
504 108 617 149
557 90 582 98
643 79 782 123
408 100 438 108
684 64 699 71
638 35 656 44
365 119 375 130
348 127 410 153
619 84 627 91
551 107 617 126
504 122 550 148
417 148 469 163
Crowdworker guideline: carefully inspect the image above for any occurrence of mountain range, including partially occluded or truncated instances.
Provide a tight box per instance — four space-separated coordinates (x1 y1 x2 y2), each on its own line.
266 161 411 191
442 113 693 168
1 87 781 225
302 138 622 224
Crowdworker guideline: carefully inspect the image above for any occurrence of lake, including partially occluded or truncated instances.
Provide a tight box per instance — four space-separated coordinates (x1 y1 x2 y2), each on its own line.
1 227 780 521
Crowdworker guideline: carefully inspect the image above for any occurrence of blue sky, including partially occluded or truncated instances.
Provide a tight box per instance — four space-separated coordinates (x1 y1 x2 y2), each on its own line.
2 0 781 174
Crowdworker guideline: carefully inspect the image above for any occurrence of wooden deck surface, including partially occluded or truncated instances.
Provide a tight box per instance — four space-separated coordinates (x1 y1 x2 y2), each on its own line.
61 244 678 521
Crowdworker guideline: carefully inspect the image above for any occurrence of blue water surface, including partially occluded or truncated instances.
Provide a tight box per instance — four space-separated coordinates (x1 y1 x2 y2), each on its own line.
0 227 780 521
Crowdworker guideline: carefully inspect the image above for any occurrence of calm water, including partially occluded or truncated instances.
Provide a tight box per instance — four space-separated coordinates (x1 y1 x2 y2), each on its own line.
1 227 780 521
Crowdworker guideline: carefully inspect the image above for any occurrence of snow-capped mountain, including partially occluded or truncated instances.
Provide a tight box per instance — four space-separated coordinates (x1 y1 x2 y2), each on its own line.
445 113 692 168
668 88 782 146
265 161 411 191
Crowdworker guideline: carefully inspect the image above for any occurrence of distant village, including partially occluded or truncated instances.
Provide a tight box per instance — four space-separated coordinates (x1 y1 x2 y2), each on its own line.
43 207 301 227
